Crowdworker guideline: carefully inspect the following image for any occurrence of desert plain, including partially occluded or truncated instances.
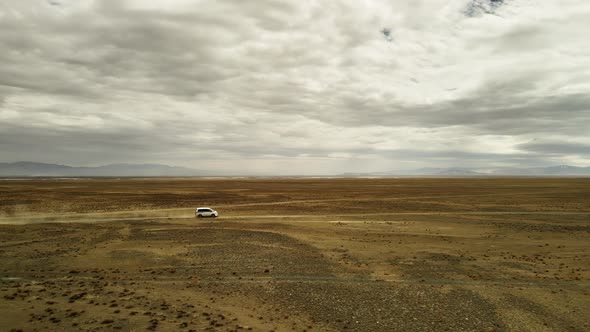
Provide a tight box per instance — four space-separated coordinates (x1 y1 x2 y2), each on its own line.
0 177 588 331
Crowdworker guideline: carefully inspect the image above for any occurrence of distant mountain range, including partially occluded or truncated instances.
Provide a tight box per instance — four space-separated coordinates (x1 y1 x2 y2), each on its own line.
0 162 201 177
344 165 590 177
1 162 589 177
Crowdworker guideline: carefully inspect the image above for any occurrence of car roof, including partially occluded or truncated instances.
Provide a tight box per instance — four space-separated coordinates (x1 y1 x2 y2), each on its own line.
196 207 212 209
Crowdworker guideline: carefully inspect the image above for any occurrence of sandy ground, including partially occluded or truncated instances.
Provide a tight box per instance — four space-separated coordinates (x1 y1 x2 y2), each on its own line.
0 178 589 331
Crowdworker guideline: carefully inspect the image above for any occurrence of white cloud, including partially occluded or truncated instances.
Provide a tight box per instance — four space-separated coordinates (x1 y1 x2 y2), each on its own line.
0 0 589 173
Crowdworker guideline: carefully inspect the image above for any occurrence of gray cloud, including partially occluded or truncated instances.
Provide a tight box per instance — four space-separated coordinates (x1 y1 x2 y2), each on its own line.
464 0 506 17
0 0 589 174
517 141 590 156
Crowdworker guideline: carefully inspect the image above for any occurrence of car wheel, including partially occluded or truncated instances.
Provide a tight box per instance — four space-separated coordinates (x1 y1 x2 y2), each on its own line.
197 214 202 218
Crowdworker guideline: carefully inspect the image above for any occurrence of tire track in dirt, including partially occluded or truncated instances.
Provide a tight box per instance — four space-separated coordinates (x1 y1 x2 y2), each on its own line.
1 190 566 220
215 191 571 208
1 210 589 224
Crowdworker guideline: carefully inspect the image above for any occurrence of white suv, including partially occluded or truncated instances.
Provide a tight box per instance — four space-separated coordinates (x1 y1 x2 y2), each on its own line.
195 207 218 218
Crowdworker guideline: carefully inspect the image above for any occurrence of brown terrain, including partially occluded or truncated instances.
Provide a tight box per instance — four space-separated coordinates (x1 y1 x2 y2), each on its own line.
0 178 589 331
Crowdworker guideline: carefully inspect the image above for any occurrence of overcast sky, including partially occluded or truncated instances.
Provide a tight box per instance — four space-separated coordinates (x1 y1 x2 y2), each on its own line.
1 0 589 174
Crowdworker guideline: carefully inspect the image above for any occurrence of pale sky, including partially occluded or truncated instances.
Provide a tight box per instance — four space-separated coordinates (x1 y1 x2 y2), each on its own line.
1 0 589 175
